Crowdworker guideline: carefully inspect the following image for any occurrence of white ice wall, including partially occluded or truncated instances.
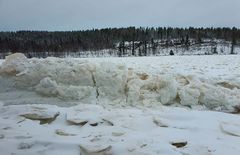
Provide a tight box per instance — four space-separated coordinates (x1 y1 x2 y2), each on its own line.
0 53 240 112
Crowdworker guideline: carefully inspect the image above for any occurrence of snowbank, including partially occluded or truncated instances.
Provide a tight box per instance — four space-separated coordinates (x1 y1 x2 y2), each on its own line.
0 53 240 112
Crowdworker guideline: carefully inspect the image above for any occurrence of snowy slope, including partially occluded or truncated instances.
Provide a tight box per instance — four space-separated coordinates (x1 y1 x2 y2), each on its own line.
0 53 240 155
61 40 240 58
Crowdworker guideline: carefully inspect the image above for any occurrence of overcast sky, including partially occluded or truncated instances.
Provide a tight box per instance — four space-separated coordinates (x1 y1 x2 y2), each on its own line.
0 0 239 31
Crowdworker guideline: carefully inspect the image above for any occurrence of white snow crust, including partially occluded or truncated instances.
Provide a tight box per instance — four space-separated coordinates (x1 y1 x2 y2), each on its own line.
0 103 240 155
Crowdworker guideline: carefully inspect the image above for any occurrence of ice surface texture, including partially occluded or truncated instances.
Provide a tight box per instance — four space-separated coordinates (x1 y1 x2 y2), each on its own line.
0 53 240 111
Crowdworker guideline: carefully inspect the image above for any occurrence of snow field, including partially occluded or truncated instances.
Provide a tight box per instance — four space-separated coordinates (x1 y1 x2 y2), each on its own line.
0 103 240 155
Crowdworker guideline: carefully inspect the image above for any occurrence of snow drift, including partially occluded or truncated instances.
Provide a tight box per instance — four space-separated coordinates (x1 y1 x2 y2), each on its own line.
0 53 240 112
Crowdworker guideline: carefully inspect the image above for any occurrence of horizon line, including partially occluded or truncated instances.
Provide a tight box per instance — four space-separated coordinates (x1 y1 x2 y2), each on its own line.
0 26 239 33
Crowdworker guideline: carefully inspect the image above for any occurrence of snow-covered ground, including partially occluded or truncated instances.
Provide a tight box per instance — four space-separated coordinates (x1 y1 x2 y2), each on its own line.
1 103 240 155
0 53 240 155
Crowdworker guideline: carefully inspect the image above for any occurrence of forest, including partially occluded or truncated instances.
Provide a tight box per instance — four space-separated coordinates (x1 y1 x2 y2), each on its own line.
0 27 239 58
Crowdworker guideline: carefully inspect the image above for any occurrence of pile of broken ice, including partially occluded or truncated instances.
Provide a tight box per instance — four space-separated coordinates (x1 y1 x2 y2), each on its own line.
0 53 239 112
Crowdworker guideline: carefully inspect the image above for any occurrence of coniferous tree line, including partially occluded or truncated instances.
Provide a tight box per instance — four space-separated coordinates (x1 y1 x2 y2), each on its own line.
0 27 239 58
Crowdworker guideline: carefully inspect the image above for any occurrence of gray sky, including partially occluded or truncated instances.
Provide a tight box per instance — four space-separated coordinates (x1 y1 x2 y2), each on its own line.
0 0 239 31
